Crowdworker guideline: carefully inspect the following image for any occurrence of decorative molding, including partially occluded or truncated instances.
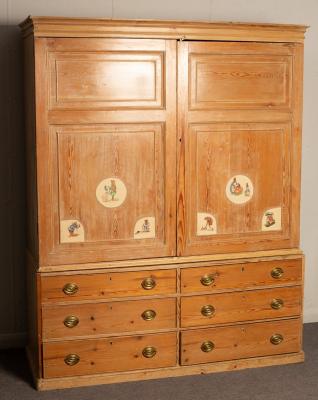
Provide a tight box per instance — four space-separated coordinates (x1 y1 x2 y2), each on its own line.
19 17 308 42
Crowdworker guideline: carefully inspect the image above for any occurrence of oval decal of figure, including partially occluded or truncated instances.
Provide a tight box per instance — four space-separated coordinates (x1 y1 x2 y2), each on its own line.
225 175 254 205
96 178 127 208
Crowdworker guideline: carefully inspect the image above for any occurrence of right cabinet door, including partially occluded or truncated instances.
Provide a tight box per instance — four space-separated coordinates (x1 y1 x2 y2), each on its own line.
177 41 303 256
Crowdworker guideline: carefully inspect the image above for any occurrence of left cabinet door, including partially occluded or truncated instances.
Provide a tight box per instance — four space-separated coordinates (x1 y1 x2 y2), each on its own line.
35 38 177 265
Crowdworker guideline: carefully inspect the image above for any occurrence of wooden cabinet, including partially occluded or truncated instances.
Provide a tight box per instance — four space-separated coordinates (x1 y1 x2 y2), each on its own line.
20 17 307 390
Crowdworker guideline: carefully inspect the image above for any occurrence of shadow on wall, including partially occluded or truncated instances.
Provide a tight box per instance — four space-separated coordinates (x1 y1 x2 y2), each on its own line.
0 25 27 347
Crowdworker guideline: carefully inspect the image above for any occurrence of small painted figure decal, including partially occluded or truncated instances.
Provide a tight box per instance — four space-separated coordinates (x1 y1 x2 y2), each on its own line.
104 179 117 202
230 177 243 196
262 207 282 231
135 219 151 234
226 175 254 205
96 178 127 208
67 221 81 237
134 217 155 239
201 216 214 232
197 213 217 236
264 211 276 227
60 219 84 243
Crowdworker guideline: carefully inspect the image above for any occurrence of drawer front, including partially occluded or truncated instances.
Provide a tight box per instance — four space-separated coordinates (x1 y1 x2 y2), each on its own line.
41 269 176 303
181 318 301 365
181 259 302 294
181 286 302 327
43 298 176 339
43 332 177 378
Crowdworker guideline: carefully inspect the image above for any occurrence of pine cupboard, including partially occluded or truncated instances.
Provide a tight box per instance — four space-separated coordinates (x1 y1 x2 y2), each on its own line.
20 17 307 390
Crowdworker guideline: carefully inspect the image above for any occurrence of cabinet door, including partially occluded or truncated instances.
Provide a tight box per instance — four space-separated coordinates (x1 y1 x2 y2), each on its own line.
35 38 176 265
177 41 302 256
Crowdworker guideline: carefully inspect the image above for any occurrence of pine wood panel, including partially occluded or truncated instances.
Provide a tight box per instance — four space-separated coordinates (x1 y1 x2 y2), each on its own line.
41 269 176 303
57 123 165 243
189 122 290 235
181 259 302 294
48 46 163 110
181 318 301 365
43 332 177 378
42 298 176 339
189 53 292 110
181 286 302 327
23 33 38 262
34 38 177 265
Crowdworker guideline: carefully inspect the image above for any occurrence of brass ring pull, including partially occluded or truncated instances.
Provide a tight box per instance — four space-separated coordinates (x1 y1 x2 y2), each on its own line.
201 304 215 317
270 334 284 345
271 298 284 310
63 315 79 328
63 282 79 296
200 274 215 287
141 277 156 290
201 341 215 353
271 267 284 279
141 309 157 321
64 354 80 366
142 346 157 358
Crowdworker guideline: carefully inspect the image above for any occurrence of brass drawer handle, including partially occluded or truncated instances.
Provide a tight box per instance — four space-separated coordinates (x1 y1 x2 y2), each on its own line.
201 304 215 317
201 341 215 353
271 298 284 310
142 346 157 358
141 309 156 321
64 354 80 366
63 315 79 328
141 277 156 290
63 283 79 296
271 267 284 279
270 334 284 345
200 274 215 286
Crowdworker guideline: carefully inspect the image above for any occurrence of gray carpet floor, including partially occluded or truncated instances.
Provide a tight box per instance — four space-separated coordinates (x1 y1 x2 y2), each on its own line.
0 323 317 400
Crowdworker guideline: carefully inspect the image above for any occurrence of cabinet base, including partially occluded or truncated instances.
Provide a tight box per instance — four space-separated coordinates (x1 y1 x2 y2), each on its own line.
33 352 304 391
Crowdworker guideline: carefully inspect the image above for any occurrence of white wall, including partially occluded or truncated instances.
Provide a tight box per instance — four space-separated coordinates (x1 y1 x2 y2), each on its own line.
0 0 317 347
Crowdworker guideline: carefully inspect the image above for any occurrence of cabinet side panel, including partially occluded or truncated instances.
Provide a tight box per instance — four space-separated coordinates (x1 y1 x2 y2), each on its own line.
290 43 304 247
23 34 39 263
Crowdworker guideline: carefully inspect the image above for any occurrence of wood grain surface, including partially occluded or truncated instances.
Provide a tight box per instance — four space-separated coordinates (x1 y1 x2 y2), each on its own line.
181 286 302 327
43 332 177 378
181 318 301 365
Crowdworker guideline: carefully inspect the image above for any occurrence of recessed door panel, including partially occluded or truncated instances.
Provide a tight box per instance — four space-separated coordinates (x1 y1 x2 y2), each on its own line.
49 51 163 110
57 124 165 243
189 122 290 237
189 53 291 110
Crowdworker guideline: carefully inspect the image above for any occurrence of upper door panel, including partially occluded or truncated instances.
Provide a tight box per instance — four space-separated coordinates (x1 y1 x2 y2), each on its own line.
177 41 301 256
189 50 292 110
48 43 164 110
36 38 177 265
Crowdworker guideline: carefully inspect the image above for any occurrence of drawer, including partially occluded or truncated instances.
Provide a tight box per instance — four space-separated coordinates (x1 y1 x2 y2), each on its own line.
181 259 302 294
41 269 176 303
42 298 176 339
181 318 301 365
43 332 177 378
181 286 302 327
